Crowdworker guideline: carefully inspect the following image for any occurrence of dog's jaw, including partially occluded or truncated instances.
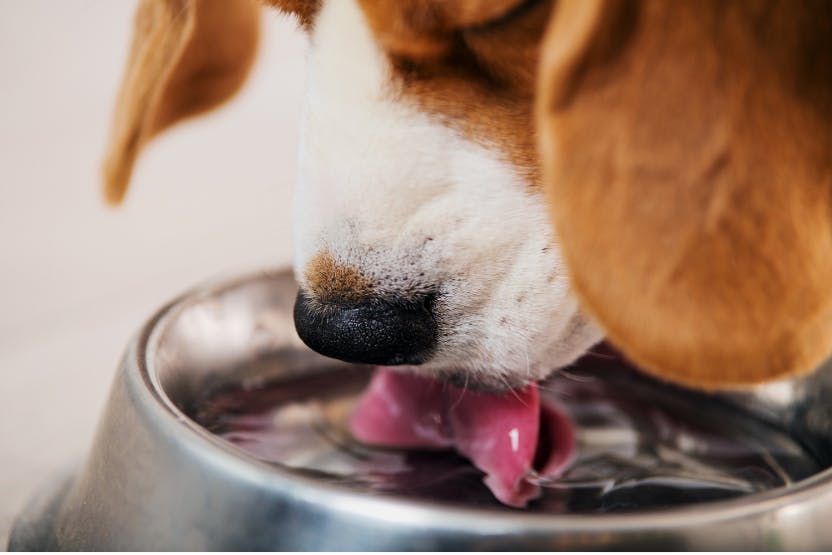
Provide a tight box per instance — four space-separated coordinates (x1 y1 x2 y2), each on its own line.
293 0 602 388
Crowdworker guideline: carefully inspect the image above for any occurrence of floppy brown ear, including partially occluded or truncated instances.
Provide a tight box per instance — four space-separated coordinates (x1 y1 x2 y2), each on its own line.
102 0 260 205
537 0 832 388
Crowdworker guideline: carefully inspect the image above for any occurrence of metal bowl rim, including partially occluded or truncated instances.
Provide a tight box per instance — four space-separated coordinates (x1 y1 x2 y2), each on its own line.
134 268 832 534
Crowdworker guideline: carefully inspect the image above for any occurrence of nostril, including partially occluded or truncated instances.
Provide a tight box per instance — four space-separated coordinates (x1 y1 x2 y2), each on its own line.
293 291 437 366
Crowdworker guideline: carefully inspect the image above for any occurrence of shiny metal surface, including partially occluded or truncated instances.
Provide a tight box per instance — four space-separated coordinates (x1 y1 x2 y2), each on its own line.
9 269 832 550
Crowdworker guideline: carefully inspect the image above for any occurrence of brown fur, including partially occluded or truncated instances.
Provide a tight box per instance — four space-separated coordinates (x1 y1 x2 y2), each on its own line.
106 0 832 388
305 251 375 304
359 0 554 186
356 0 527 60
262 0 321 30
537 0 832 387
102 0 260 204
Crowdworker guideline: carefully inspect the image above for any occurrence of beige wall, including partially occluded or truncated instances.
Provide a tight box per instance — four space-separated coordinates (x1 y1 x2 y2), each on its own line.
0 1 307 540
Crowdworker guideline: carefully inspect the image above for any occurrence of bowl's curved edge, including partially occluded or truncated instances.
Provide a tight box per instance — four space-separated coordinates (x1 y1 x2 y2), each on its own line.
8 267 832 550
7 466 77 551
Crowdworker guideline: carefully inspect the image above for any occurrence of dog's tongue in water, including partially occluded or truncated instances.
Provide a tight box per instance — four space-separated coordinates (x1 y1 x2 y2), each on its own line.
349 368 574 507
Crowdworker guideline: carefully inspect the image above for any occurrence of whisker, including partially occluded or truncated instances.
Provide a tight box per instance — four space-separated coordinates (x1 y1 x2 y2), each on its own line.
500 374 529 407
447 373 470 412
557 367 597 383
584 351 618 361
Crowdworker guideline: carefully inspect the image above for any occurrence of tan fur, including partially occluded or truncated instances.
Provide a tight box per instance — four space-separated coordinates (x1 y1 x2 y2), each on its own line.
262 0 321 30
106 0 832 389
537 0 832 388
305 251 375 304
358 0 555 186
356 0 527 61
102 0 260 204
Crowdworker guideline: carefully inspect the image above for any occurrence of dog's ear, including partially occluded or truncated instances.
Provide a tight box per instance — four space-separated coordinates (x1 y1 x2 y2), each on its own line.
102 0 260 205
537 0 832 388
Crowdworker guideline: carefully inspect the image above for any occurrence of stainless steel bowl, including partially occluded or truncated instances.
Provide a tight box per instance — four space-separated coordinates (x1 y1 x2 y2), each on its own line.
9 269 832 550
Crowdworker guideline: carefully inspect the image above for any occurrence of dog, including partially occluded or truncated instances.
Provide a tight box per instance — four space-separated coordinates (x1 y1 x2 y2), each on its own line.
103 0 832 391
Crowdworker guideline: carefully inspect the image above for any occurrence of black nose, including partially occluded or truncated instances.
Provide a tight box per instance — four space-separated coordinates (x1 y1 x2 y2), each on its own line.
293 291 437 365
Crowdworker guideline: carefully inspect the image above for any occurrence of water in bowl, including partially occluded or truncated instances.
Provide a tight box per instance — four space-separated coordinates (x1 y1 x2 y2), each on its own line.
191 350 824 513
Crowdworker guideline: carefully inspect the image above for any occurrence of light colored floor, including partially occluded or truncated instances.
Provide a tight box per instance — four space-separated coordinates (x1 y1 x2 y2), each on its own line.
0 1 307 544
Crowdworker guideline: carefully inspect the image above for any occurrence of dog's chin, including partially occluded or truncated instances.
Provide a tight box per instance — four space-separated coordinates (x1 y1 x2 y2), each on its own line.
386 365 529 394
441 373 528 394
407 318 604 392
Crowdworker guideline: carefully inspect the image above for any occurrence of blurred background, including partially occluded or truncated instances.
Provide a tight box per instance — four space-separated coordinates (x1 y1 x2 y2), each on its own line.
0 0 306 541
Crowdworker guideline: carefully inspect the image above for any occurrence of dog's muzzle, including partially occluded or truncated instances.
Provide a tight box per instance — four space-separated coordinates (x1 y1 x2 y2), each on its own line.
293 292 437 365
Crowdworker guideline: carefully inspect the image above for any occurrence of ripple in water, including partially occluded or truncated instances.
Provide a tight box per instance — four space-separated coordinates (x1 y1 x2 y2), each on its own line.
192 352 823 513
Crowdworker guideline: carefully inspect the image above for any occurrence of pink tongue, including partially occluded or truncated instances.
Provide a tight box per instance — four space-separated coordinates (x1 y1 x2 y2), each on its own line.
349 368 574 507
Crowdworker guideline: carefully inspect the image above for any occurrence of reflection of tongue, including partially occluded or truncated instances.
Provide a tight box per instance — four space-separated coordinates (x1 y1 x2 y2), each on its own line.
349 368 574 507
